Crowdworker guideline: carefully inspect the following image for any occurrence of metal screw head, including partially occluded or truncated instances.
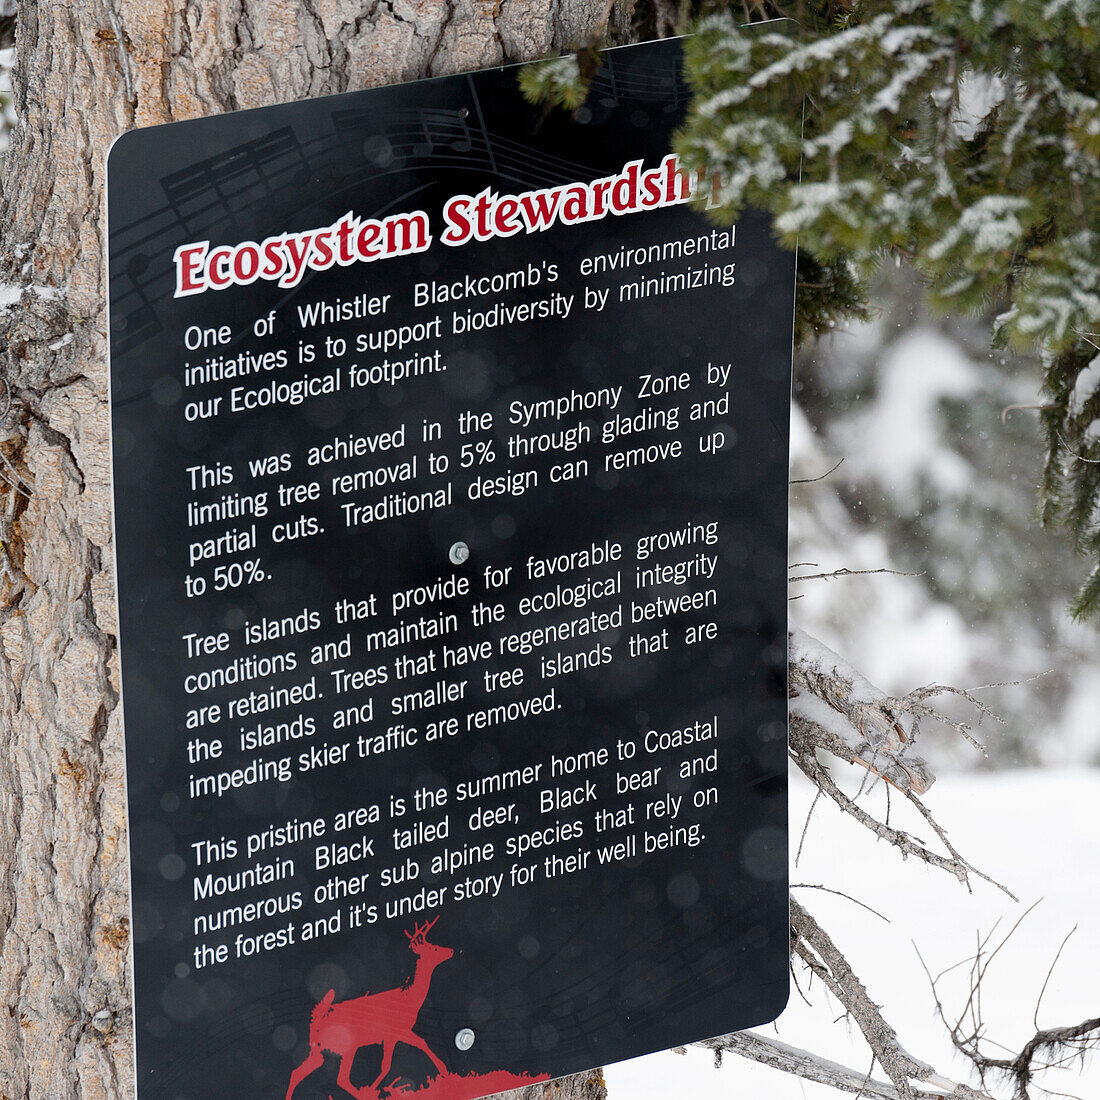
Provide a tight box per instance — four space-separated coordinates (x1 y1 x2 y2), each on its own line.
449 541 470 565
455 1027 475 1051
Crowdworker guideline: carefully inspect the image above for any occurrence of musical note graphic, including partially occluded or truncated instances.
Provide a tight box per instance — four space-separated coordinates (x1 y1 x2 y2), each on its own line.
108 53 688 360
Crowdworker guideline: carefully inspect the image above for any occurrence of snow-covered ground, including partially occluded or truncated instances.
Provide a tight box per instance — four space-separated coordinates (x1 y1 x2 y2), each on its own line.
607 766 1100 1098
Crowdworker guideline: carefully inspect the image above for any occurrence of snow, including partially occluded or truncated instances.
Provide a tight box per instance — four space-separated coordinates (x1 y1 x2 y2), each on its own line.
606 768 1100 1098
790 628 907 714
787 690 864 749
0 283 60 313
775 180 878 237
1042 0 1096 19
869 49 944 116
788 397 982 704
879 26 931 56
952 71 1009 141
836 327 982 508
1070 356 1100 416
925 196 1030 264
803 119 855 161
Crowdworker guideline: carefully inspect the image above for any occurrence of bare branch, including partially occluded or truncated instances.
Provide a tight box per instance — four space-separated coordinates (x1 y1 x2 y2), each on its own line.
696 1032 984 1100
1055 431 1100 466
795 786 824 866
790 566 926 583
789 740 1013 896
903 790 1017 900
788 628 1016 897
988 1017 1099 1099
790 899 993 1099
1034 927 1077 1032
790 883 891 923
1073 328 1100 354
791 457 846 484
917 913 1100 1099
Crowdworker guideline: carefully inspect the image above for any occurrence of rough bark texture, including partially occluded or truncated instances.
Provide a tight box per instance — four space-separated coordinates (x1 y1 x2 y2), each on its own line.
0 3 619 1097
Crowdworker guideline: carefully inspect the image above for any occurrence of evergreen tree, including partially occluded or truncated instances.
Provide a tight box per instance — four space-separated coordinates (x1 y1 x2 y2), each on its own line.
531 0 1100 612
673 1 1100 612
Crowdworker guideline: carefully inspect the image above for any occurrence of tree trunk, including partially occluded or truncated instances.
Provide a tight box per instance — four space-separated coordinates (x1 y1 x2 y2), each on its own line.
0 3 617 1097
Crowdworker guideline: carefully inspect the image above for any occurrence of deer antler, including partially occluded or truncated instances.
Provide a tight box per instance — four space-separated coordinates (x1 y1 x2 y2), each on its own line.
405 917 440 945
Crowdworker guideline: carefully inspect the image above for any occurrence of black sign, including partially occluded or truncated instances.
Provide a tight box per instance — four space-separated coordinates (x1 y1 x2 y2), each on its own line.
108 37 791 1100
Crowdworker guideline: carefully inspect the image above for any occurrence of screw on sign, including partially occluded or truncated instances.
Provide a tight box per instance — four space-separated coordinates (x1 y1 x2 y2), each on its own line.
284 917 547 1100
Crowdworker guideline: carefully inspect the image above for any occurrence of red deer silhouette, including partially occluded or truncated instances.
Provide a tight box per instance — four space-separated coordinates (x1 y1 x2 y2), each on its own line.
285 917 454 1100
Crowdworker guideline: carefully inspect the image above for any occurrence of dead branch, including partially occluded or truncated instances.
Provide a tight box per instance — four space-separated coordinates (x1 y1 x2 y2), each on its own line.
790 627 938 793
789 739 1013 897
791 898 924 1098
790 883 891 923
788 899 993 1099
790 566 925 583
795 785 824 865
1034 928 1076 1032
791 457 846 484
883 682 1003 753
788 627 1015 896
918 919 1100 1099
696 1032 987 1100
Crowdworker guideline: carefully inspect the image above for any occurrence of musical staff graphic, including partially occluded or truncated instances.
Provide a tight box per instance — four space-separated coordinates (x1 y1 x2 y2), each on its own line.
160 127 310 237
109 55 691 360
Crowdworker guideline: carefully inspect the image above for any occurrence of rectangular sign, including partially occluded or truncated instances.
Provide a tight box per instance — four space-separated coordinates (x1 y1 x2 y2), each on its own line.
108 37 792 1100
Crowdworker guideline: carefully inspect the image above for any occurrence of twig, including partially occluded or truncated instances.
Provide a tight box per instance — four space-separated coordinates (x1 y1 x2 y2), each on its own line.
919 903 1041 1055
1055 432 1100 466
882 682 1001 754
915 906 1099 1098
1034 927 1076 1031
1033 1086 1088 1100
795 786 823 866
789 739 1013 896
790 567 925 583
790 883 891 923
903 790 1017 901
1073 328 1100 354
991 1018 1100 1098
791 457 845 484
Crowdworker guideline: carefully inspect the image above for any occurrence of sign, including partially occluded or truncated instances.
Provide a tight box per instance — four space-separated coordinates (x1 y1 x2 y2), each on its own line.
108 37 792 1100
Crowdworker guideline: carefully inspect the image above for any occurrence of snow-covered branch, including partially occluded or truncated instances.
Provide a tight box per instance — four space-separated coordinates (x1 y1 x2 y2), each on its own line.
788 628 1014 896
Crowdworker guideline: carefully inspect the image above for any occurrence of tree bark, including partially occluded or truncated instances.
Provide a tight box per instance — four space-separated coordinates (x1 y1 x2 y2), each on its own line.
0 3 615 1097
